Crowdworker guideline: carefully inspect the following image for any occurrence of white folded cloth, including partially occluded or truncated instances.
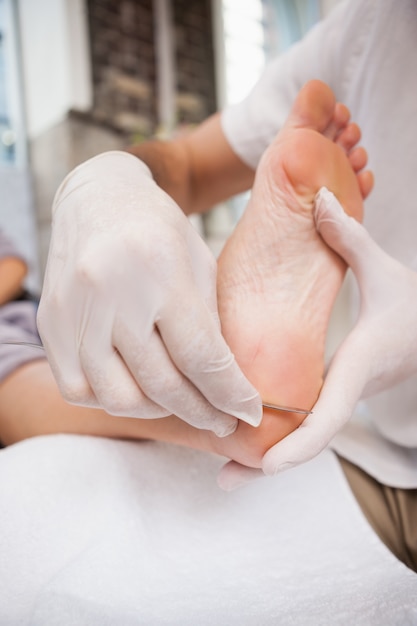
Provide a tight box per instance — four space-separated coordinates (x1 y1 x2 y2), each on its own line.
0 435 415 625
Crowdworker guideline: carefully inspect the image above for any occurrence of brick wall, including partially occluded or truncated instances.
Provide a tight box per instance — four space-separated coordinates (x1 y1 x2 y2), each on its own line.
87 0 157 137
86 0 217 137
172 0 217 125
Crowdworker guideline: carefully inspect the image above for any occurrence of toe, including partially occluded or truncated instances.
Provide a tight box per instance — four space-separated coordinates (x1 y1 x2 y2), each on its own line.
336 123 361 153
323 102 351 140
357 170 374 200
348 146 367 172
283 80 336 134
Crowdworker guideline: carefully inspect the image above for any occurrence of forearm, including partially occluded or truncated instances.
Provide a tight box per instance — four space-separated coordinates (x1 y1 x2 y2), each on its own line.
0 257 27 305
125 113 255 215
0 360 217 455
125 139 194 212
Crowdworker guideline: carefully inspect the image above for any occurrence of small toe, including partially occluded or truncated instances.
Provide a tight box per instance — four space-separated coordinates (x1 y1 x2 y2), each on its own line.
336 123 361 154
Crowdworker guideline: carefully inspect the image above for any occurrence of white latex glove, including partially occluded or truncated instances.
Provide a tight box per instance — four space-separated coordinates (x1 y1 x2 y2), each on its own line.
37 151 262 436
218 186 417 489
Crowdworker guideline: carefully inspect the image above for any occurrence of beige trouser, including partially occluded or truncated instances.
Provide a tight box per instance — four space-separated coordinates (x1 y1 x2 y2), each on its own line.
338 455 417 573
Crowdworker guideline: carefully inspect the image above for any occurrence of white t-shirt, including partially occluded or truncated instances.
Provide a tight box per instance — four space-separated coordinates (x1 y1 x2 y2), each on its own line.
221 0 417 488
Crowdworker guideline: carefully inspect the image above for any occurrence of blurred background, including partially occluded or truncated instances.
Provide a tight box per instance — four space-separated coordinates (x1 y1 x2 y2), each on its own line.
0 0 341 294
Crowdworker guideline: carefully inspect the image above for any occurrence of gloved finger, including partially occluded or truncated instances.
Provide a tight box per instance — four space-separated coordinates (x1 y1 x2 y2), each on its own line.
114 323 239 437
39 340 97 408
316 185 415 308
79 343 171 419
37 289 98 407
315 186 382 280
69 287 169 417
316 186 417 396
157 290 262 427
217 460 264 491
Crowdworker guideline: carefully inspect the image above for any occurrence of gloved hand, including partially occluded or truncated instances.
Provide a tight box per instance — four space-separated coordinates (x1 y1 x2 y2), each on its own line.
37 151 262 436
218 186 417 489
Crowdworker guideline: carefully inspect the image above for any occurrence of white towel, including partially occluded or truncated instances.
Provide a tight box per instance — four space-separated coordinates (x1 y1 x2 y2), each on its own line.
0 435 416 625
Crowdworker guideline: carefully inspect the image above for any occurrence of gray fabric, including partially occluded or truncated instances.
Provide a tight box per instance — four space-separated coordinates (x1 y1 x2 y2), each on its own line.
0 300 45 384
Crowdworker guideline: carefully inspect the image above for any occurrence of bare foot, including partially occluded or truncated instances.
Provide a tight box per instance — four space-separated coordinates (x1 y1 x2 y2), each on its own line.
209 80 373 468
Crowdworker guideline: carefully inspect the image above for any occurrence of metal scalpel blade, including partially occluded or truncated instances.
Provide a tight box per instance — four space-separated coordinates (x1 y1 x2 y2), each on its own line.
1 341 45 350
262 402 312 415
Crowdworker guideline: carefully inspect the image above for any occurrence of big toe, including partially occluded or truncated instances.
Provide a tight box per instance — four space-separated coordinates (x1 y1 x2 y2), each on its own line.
283 80 336 135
